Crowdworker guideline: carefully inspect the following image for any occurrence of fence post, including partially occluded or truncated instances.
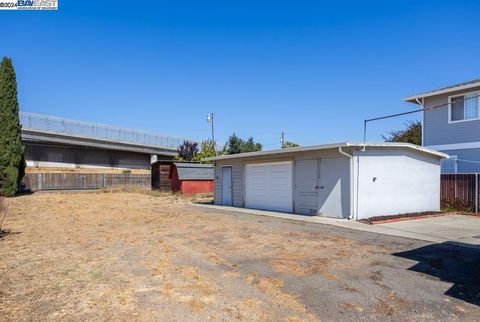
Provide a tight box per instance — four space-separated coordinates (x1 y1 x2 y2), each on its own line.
476 173 478 213
38 173 42 190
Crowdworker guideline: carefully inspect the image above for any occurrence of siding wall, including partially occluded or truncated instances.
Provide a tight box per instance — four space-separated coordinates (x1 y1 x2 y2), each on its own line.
214 160 245 207
214 148 347 209
423 86 480 146
214 165 222 205
180 181 214 195
232 161 245 207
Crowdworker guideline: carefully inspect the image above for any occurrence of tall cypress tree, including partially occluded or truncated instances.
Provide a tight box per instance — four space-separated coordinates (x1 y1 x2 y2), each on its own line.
0 57 25 197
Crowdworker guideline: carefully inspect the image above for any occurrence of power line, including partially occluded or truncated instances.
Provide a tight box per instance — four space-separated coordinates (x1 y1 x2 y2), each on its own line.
363 93 480 143
457 159 480 164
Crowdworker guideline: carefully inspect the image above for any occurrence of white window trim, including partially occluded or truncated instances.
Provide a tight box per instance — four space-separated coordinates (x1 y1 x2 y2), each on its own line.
448 90 480 124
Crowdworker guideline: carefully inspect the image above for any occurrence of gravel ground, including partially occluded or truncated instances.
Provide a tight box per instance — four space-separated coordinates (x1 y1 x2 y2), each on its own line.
0 191 479 321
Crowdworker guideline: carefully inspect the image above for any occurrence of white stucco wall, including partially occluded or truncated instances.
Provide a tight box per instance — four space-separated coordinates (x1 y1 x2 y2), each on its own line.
353 148 441 219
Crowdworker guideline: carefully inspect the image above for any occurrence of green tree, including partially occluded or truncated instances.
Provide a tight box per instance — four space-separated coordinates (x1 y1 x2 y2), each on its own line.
242 137 263 153
382 121 421 146
282 141 300 149
224 133 244 155
176 140 198 161
224 134 262 155
0 58 25 197
193 139 221 162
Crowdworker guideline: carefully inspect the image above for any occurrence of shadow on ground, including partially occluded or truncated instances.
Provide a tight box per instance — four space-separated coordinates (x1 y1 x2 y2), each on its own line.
393 242 480 306
192 201 214 205
0 229 21 239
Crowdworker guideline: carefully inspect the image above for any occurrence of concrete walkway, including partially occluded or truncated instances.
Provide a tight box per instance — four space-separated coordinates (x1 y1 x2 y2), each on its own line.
378 214 480 245
193 204 480 247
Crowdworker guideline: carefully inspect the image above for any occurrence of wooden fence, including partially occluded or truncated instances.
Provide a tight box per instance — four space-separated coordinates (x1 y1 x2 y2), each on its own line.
441 173 479 212
23 173 151 191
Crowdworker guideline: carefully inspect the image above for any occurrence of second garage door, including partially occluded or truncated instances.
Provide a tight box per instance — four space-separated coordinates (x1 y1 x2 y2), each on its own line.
245 161 293 212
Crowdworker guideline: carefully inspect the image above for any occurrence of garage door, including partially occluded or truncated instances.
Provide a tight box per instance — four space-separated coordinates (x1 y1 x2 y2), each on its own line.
245 161 293 212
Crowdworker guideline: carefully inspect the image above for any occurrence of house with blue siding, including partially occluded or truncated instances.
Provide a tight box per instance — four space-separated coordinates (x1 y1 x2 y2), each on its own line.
404 80 480 173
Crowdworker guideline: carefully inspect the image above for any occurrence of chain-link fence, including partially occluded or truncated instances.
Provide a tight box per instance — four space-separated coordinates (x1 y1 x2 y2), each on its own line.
20 112 189 149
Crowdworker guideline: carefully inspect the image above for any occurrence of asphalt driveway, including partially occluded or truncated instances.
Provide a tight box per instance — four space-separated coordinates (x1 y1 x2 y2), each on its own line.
1 192 479 321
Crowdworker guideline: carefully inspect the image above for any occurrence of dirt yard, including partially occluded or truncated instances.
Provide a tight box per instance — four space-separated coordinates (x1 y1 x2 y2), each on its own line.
1 192 479 321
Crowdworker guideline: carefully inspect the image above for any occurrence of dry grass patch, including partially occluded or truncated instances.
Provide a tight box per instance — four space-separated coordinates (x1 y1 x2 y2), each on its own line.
0 191 471 321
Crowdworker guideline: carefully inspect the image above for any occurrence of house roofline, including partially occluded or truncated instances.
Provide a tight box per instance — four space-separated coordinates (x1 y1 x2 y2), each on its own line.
404 81 480 104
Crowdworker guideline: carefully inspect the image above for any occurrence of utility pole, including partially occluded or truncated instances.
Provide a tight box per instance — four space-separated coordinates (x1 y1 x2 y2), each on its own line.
280 131 285 148
207 113 217 155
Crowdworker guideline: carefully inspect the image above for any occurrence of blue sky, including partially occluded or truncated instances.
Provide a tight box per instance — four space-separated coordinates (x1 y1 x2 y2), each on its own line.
1 0 479 149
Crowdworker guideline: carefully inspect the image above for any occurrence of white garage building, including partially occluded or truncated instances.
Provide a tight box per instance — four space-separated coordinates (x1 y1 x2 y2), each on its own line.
205 142 447 220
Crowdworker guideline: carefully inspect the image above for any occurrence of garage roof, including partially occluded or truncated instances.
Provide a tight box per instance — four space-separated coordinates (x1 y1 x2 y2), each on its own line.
204 142 448 161
173 163 214 180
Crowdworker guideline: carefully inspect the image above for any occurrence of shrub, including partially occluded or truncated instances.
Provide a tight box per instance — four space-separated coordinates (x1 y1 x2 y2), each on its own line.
441 198 474 212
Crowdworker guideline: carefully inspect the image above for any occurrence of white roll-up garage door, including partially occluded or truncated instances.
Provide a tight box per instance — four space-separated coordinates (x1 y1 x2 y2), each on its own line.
245 161 293 212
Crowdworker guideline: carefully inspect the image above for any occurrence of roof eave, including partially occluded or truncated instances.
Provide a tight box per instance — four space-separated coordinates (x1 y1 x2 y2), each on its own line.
203 142 350 162
403 81 480 104
203 142 448 162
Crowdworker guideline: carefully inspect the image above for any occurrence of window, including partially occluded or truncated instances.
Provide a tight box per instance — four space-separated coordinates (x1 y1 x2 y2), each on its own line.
450 92 479 122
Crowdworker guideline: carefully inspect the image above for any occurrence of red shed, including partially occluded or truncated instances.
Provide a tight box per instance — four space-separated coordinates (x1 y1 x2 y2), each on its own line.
169 163 214 195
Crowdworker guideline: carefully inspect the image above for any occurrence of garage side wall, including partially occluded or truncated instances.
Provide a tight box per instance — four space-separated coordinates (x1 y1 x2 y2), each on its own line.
214 160 245 207
354 148 441 219
213 149 348 210
213 164 222 205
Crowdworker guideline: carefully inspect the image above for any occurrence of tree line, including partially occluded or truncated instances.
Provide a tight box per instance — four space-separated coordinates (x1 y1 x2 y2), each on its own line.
176 134 304 162
176 135 263 162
